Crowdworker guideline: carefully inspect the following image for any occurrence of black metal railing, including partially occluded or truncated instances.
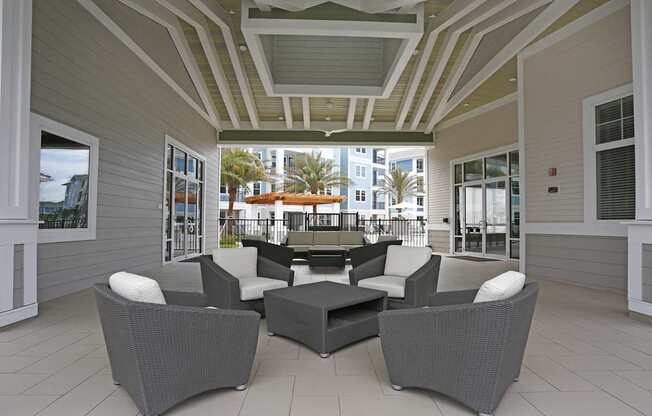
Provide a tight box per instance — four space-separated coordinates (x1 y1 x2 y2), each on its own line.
219 213 428 247
39 218 88 229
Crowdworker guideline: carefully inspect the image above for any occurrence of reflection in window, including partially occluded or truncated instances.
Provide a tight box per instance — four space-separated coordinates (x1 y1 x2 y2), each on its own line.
39 132 90 229
463 159 483 181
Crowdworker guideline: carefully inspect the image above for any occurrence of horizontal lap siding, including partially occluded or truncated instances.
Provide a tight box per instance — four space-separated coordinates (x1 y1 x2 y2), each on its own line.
428 230 449 253
526 234 627 292
32 0 218 301
643 245 652 302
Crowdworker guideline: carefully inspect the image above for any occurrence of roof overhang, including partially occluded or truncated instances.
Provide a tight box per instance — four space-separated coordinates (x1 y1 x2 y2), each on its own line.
241 0 424 98
218 129 435 147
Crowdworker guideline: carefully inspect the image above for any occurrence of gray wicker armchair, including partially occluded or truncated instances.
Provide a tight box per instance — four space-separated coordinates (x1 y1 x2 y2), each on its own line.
199 251 294 314
94 284 260 416
349 246 441 309
378 283 539 416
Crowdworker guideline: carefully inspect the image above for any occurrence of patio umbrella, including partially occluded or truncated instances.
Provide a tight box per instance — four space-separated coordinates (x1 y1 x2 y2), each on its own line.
389 201 416 210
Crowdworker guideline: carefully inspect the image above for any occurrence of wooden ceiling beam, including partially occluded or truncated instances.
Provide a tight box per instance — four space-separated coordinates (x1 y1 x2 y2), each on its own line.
282 97 294 129
302 97 311 129
188 0 261 128
395 0 485 131
347 98 357 130
363 98 375 130
75 0 217 129
155 0 242 128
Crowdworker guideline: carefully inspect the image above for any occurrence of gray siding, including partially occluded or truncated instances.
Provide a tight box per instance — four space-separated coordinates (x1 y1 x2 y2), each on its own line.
32 0 218 301
526 234 627 292
428 230 449 253
644 244 652 302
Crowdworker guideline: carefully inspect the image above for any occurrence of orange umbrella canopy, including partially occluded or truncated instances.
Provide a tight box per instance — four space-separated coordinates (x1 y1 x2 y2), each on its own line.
245 192 345 206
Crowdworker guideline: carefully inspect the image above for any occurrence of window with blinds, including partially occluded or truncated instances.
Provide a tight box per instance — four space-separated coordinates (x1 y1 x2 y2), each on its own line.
594 95 635 220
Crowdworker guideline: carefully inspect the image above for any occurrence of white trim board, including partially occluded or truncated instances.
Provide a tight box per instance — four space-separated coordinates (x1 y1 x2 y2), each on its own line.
436 93 517 131
0 303 38 328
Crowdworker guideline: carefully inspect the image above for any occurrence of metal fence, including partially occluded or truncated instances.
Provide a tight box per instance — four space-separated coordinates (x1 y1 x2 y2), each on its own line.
219 213 428 247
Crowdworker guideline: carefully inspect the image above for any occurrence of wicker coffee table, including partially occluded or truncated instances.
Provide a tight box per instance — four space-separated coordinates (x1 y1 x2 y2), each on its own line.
307 247 347 269
264 281 387 357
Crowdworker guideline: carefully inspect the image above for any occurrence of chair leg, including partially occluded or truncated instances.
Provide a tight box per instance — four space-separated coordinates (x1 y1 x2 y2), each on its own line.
479 413 493 416
235 384 248 391
113 380 120 386
391 385 403 391
319 352 330 358
267 331 275 336
514 377 520 382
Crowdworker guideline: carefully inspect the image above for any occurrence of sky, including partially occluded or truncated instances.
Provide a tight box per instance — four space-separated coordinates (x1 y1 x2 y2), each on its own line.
40 149 89 203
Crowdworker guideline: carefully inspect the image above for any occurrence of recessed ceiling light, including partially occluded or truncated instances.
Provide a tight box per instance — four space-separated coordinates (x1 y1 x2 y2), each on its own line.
463 103 470 107
508 77 517 82
325 116 332 121
239 44 248 52
412 49 420 56
370 117 375 121
278 116 284 121
228 9 236 15
429 13 438 18
326 101 334 109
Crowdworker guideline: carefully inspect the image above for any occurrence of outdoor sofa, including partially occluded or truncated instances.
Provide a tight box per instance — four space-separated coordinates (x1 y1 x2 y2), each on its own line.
282 230 370 258
379 273 537 416
198 247 294 314
95 272 259 416
349 245 441 309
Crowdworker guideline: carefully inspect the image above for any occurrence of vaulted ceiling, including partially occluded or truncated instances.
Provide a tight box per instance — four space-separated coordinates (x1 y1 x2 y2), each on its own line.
78 0 611 134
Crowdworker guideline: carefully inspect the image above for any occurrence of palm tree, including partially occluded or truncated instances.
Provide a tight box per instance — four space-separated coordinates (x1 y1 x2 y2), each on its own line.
220 148 268 221
284 152 351 217
379 168 418 217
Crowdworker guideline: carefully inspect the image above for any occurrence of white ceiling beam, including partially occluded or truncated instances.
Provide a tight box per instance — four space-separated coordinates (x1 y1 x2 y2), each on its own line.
361 0 425 13
363 98 375 130
155 0 242 128
426 0 552 130
347 98 357 130
251 0 429 13
395 0 486 130
114 0 221 128
407 0 517 130
302 97 311 129
253 0 272 11
427 0 579 131
187 0 260 129
76 0 218 129
282 97 293 129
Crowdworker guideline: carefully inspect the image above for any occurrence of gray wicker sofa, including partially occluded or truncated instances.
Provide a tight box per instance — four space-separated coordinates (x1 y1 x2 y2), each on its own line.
282 231 370 258
378 282 538 416
94 284 259 416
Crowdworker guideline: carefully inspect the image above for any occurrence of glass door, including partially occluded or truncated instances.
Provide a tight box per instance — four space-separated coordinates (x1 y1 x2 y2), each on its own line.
485 181 507 257
463 184 484 253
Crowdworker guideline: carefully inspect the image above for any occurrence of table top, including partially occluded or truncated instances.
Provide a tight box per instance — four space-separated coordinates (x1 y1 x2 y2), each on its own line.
265 281 386 310
307 247 349 254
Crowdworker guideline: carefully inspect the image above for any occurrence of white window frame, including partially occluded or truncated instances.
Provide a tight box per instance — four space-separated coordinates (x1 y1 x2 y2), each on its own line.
355 189 366 202
583 83 635 227
355 165 366 178
355 148 366 154
31 114 99 244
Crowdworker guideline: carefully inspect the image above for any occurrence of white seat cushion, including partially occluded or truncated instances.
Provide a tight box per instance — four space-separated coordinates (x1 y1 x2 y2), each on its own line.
473 271 526 303
238 277 288 301
109 272 166 304
383 246 431 278
358 275 406 298
212 247 257 279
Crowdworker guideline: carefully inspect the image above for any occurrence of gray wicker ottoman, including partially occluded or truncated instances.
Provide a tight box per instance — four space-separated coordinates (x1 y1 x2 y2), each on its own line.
264 281 387 357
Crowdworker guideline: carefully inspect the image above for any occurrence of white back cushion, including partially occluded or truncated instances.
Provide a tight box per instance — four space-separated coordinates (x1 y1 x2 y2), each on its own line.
473 271 526 303
383 246 432 278
109 272 166 304
212 247 258 279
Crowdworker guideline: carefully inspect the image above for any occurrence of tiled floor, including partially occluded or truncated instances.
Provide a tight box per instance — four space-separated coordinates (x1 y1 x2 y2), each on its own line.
1 257 652 415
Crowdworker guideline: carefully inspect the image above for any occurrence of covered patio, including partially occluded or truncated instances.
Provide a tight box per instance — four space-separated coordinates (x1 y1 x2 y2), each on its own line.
1 0 652 415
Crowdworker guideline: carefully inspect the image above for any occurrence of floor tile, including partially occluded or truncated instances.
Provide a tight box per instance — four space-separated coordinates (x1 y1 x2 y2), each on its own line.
578 371 652 416
290 396 339 416
615 370 652 390
0 373 49 394
18 344 97 375
595 341 652 369
86 389 140 416
508 367 556 393
16 331 92 357
340 393 442 416
551 354 641 371
160 388 246 416
24 357 108 395
257 358 335 377
0 355 42 373
239 376 294 416
0 342 27 356
293 374 382 397
522 391 642 416
35 372 118 416
0 395 59 416
524 355 596 391
334 353 375 375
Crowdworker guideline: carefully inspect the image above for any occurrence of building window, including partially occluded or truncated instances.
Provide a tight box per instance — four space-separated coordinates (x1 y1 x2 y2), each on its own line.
416 158 424 173
325 187 333 195
164 137 205 262
355 190 366 202
253 182 261 195
355 165 366 178
417 196 424 206
355 148 367 154
586 90 635 221
33 114 99 243
416 177 424 193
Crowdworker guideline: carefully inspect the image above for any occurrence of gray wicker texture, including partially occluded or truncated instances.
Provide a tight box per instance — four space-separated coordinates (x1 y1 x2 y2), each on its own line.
199 254 294 313
378 283 539 415
93 284 260 416
349 254 441 309
242 240 295 268
264 282 386 355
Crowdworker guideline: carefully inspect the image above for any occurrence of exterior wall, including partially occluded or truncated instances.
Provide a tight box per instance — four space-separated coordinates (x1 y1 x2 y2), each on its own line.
346 149 373 213
387 148 426 219
644 244 652 302
428 230 449 253
31 0 218 301
523 7 632 223
526 235 627 292
428 101 519 227
521 6 632 292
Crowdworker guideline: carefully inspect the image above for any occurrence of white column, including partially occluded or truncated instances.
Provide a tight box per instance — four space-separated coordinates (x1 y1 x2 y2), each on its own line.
626 0 652 321
0 0 38 327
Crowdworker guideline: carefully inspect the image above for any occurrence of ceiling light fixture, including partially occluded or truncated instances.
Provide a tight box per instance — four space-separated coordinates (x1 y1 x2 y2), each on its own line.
228 9 235 15
278 116 284 121
508 77 517 82
325 116 332 121
463 103 470 107
412 49 420 56
429 13 438 18
239 45 248 52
